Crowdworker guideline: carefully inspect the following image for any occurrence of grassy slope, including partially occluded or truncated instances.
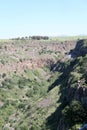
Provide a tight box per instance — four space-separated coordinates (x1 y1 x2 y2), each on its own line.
0 39 62 130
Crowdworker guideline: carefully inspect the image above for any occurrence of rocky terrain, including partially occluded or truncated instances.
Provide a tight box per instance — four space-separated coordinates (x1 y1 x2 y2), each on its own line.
0 39 76 74
0 38 87 130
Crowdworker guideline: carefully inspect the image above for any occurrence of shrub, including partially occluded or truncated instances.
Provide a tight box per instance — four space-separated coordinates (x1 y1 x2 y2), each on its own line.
20 123 28 130
62 100 86 126
2 73 6 78
26 89 34 97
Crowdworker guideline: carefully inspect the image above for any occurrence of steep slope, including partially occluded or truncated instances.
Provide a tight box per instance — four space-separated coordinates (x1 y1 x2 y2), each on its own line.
0 38 86 130
47 39 87 130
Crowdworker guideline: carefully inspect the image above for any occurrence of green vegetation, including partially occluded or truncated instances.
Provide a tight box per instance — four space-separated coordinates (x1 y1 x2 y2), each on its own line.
62 100 86 125
47 39 87 130
0 37 87 130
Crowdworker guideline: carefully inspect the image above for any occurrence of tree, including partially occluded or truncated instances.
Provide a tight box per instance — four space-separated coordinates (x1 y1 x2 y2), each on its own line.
62 100 86 126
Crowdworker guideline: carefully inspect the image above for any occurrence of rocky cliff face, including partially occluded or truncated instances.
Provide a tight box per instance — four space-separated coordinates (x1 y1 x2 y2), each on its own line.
56 39 87 130
57 85 87 130
63 81 87 105
70 39 87 58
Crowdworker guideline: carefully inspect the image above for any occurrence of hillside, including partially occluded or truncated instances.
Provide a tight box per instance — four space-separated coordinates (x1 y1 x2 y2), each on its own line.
0 38 87 130
48 39 87 130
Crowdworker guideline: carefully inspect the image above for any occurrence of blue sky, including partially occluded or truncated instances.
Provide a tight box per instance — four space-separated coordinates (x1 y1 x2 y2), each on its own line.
0 0 87 38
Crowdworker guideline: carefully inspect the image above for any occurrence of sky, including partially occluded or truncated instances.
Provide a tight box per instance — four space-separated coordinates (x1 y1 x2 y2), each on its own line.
0 0 87 38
